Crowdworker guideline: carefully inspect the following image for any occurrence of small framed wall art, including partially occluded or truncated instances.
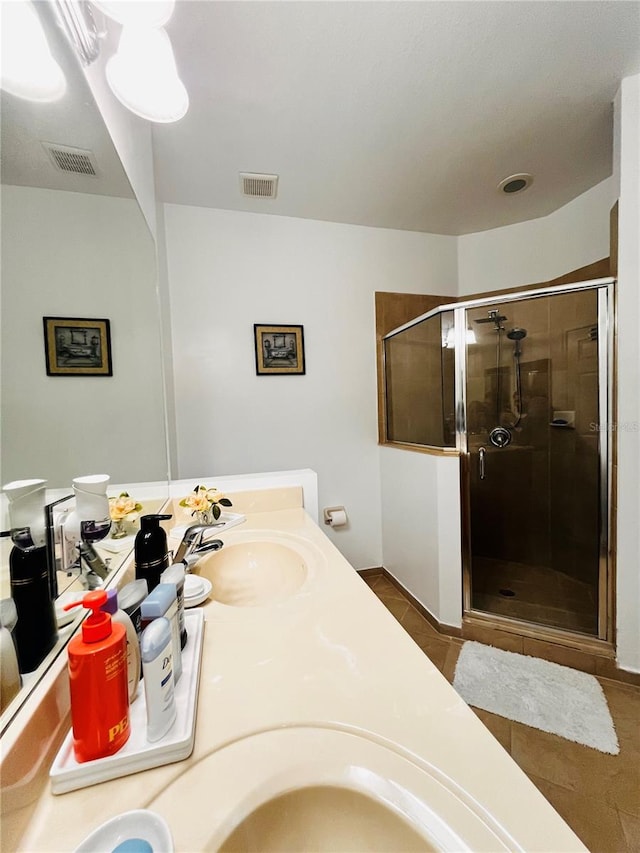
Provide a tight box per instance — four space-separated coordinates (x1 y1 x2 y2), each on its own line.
43 317 113 376
254 324 305 375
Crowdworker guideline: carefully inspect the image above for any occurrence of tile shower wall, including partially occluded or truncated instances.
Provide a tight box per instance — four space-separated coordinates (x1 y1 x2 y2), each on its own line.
548 290 600 586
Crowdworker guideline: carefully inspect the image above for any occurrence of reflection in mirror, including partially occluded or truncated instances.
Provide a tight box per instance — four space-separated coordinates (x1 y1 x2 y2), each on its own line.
0 2 169 731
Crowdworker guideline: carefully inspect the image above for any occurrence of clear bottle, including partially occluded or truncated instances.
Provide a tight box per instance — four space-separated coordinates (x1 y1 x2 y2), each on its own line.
65 590 130 763
100 588 141 702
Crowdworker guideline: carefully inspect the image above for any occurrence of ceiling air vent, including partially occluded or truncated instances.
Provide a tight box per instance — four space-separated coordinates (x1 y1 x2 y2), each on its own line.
42 142 98 176
239 172 278 199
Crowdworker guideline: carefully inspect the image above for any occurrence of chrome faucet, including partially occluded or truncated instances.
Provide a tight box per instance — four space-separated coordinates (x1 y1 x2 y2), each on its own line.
173 524 224 569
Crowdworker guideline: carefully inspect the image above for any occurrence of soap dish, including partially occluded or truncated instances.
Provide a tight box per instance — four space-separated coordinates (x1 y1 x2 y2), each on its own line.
74 809 173 852
50 609 205 795
184 576 212 608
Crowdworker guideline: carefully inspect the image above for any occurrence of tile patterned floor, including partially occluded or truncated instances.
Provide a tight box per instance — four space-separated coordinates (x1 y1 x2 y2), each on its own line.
363 573 640 853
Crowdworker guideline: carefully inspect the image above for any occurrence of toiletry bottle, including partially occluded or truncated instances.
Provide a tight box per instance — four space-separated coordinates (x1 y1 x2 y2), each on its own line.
100 589 141 702
140 584 182 683
9 545 58 672
4 478 58 672
118 578 149 645
62 474 112 571
0 598 21 664
140 617 176 742
65 590 130 763
0 600 21 712
135 514 172 592
160 563 187 649
0 626 21 712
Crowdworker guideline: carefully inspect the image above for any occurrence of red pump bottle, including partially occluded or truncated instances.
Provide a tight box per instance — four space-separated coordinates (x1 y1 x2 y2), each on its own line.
65 590 130 762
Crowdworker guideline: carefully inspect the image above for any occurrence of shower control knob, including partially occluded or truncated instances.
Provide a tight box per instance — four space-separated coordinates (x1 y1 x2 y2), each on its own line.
489 426 512 448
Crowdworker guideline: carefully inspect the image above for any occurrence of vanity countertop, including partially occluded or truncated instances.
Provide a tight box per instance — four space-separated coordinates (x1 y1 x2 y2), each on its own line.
11 506 584 851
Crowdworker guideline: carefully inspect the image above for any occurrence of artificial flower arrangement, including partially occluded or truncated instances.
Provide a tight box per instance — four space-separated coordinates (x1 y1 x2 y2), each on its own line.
109 492 143 538
179 485 232 522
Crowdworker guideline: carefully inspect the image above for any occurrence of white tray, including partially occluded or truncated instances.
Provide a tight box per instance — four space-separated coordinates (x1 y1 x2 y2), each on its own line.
50 608 205 795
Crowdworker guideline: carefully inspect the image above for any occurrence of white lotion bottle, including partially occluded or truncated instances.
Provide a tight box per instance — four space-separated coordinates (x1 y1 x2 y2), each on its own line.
100 589 141 702
140 617 176 742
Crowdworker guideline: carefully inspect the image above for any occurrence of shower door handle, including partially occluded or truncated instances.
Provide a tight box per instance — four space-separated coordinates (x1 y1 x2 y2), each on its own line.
478 447 486 480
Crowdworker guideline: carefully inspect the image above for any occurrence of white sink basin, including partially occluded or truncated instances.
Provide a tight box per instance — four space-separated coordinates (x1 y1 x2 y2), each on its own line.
195 535 309 606
149 726 517 852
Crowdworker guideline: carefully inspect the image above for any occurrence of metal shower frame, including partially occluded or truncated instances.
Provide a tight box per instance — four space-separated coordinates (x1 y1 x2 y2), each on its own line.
383 276 615 643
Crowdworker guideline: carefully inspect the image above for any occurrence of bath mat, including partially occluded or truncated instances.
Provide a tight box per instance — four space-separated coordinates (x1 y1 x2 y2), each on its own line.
453 641 619 754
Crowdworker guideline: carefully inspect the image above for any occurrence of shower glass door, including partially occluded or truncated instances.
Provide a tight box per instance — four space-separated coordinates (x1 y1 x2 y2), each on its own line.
460 283 609 638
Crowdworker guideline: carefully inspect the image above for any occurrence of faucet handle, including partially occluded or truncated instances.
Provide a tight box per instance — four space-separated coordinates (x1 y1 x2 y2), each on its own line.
174 525 224 565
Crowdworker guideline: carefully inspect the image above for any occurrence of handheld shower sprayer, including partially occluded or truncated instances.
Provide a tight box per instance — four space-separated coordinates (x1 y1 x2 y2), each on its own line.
506 328 527 426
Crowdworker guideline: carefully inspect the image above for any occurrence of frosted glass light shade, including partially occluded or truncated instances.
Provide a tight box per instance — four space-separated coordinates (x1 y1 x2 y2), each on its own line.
1 1 66 102
442 328 477 348
106 26 188 123
92 0 175 28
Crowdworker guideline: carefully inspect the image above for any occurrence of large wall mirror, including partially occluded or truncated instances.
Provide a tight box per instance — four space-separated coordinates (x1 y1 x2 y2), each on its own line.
0 1 169 731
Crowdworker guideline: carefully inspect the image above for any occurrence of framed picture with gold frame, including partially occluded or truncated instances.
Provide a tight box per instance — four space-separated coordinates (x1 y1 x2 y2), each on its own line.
254 324 305 375
43 317 112 376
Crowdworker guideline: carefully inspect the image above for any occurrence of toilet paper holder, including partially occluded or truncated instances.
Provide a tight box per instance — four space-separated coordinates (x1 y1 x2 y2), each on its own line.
323 506 348 527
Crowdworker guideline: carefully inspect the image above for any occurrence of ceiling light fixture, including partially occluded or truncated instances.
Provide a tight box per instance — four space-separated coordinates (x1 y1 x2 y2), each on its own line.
54 0 100 66
48 0 188 124
498 173 534 195
92 0 175 29
1 1 66 102
105 26 188 123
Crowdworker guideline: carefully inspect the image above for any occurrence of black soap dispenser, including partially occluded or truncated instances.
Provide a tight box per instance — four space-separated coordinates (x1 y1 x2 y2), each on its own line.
134 514 172 593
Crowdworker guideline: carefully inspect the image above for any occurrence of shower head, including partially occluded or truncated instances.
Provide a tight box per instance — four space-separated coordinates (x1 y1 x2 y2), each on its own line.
506 327 527 341
475 313 507 325
475 309 507 332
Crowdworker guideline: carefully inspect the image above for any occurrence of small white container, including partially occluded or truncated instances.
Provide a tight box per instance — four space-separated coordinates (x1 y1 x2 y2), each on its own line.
140 617 176 743
73 808 174 852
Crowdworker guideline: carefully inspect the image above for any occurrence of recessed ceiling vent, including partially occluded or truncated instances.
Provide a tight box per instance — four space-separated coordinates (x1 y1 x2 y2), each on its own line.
42 142 98 177
239 172 278 199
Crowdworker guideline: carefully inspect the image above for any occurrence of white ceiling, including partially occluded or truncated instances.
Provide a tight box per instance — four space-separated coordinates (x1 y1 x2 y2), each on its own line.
153 0 640 235
0 1 133 200
2 2 639 236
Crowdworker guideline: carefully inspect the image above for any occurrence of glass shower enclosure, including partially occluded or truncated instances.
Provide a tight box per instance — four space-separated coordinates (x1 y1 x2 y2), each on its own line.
383 278 613 642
